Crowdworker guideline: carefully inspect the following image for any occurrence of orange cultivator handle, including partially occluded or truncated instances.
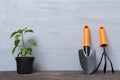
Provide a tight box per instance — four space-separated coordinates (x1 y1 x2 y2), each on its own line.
99 26 108 47
83 25 91 47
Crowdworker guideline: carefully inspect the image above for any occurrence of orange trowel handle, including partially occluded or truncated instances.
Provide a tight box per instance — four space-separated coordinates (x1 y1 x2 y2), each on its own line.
83 25 91 47
99 26 108 47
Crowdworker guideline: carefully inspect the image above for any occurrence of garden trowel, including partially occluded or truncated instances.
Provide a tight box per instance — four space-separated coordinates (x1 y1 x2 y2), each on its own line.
79 25 96 74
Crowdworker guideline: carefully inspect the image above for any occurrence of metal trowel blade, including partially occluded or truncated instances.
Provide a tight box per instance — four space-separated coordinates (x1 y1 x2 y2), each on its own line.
79 49 96 74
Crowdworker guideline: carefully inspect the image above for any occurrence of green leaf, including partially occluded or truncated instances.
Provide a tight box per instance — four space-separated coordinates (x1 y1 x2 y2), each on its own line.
21 48 27 56
17 29 23 34
20 48 32 56
27 48 32 55
25 29 34 33
14 39 20 47
15 34 20 40
10 31 17 38
12 46 17 54
28 39 37 47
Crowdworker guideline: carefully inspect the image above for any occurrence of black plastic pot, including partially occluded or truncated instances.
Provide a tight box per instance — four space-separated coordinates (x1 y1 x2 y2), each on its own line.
15 57 34 74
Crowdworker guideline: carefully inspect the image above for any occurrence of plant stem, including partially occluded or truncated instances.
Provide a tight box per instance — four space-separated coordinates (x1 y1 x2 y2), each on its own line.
22 32 25 48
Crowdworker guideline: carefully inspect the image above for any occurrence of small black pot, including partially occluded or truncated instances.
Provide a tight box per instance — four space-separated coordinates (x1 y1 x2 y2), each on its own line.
15 57 34 74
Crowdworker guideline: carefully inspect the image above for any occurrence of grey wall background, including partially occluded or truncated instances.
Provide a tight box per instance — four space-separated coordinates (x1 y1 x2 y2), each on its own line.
0 0 120 71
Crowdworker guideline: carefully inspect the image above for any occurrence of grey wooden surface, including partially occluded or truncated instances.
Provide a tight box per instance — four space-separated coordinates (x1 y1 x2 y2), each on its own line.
0 71 119 80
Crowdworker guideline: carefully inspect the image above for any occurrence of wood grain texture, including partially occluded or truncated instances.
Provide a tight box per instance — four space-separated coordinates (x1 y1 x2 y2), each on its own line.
0 71 119 80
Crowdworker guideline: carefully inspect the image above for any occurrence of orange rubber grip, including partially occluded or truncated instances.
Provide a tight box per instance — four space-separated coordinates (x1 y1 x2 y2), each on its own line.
83 25 91 47
99 26 108 47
